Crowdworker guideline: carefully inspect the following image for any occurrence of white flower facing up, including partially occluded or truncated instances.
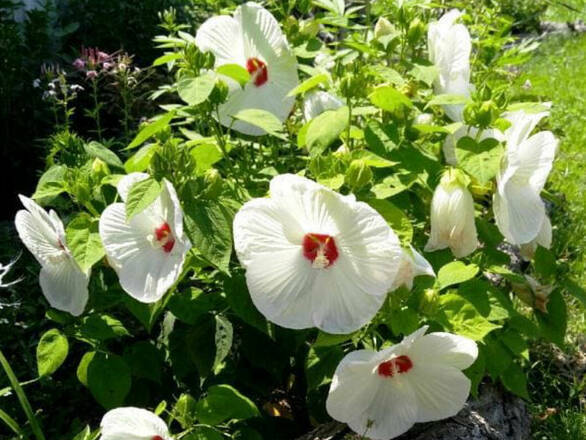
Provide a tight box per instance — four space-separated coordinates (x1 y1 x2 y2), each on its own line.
425 170 479 258
99 173 191 303
302 91 344 121
493 107 557 245
390 246 435 291
326 326 478 440
14 196 89 316
233 174 403 334
195 2 298 135
100 407 171 440
428 9 472 122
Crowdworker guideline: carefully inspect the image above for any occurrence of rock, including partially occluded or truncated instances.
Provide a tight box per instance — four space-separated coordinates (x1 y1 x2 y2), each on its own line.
296 384 530 440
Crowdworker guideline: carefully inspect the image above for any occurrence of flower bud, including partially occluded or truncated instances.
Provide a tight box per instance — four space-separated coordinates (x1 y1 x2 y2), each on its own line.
202 168 223 199
424 169 479 258
209 79 229 105
91 158 109 179
414 113 433 125
345 159 372 191
374 17 395 39
391 246 435 291
419 288 439 315
407 18 425 46
512 275 553 313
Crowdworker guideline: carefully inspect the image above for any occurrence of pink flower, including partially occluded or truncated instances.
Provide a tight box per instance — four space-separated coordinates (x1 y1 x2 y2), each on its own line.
73 58 85 70
86 70 98 80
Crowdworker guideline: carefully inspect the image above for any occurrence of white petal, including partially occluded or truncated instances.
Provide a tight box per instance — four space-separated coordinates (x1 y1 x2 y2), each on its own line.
303 91 344 121
493 183 545 245
519 213 552 260
117 172 149 202
407 363 471 423
195 15 245 66
409 332 478 370
514 131 557 193
503 106 550 148
39 258 89 316
100 407 170 440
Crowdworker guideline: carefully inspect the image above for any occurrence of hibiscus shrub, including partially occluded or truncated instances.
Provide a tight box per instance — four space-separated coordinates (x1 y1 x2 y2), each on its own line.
5 1 573 439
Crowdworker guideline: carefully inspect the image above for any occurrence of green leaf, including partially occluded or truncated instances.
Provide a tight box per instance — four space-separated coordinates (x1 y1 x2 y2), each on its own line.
535 290 567 347
84 141 124 169
464 348 485 398
369 86 413 112
367 199 413 244
410 64 438 86
232 108 286 139
216 64 250 86
32 165 67 200
287 72 329 97
305 345 344 390
190 143 223 175
124 143 158 173
173 393 198 429
168 288 222 324
76 314 130 342
195 385 260 425
534 247 557 280
306 106 349 157
223 274 271 335
314 331 354 347
436 294 501 340
77 352 131 409
71 426 91 440
437 262 479 290
563 279 586 307
184 426 224 440
364 120 398 155
483 335 513 380
501 329 529 361
125 177 162 221
425 94 470 109
36 329 68 377
455 137 504 184
183 196 233 273
65 213 105 272
123 341 163 383
213 315 233 374
351 150 397 168
152 52 183 66
126 111 175 150
178 73 216 106
500 362 529 399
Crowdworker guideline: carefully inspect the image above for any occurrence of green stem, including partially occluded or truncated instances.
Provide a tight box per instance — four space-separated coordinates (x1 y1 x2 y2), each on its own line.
0 408 24 437
91 79 103 141
0 350 45 440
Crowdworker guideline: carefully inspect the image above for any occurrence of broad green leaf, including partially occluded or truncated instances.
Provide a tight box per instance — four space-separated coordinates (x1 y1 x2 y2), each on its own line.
232 108 286 139
178 73 216 106
306 106 349 157
501 329 529 361
32 165 67 200
223 274 270 335
367 199 413 244
183 195 233 273
77 352 131 409
190 143 223 175
464 348 485 398
124 143 157 173
76 314 130 342
314 331 354 347
534 247 556 280
483 336 513 379
425 94 470 109
535 290 567 347
410 64 438 86
126 111 175 150
195 384 260 425
369 86 413 112
173 393 198 429
305 345 344 390
364 120 398 155
388 305 420 337
123 341 163 383
437 294 501 340
351 149 398 168
437 262 479 290
168 288 222 324
563 279 586 307
455 137 504 184
216 64 250 86
66 213 105 272
125 177 162 221
213 314 233 374
152 52 183 66
184 426 224 440
37 329 68 377
287 72 329 97
84 141 124 168
500 362 529 399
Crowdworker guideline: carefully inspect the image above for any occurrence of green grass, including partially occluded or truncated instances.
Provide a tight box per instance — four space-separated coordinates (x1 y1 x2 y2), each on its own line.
544 0 586 22
511 33 586 439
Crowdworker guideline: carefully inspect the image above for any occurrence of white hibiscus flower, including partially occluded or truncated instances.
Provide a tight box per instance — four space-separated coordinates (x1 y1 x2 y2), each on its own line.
425 170 479 258
519 214 552 260
100 407 171 440
326 326 478 440
428 9 472 122
14 195 89 316
493 108 557 245
195 2 298 135
390 246 435 291
233 174 402 334
303 91 344 121
99 173 191 303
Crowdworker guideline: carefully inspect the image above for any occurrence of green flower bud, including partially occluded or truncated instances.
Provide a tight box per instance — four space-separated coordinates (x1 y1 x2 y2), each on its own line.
407 18 425 46
374 17 395 39
209 79 229 105
419 288 439 315
345 159 372 190
202 168 223 199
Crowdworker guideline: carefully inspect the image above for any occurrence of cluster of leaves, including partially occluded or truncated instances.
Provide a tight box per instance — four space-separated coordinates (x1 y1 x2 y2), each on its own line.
3 1 584 439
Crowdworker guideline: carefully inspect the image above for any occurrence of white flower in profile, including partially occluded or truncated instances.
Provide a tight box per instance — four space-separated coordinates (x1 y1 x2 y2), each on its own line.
493 107 557 245
428 9 472 122
233 174 402 334
14 196 89 316
195 2 298 135
519 214 552 260
99 173 191 303
425 169 479 258
326 326 478 440
391 246 435 291
100 407 171 440
303 91 344 121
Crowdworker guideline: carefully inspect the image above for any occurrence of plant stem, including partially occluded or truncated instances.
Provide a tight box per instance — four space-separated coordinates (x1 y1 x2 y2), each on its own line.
0 408 24 437
91 79 103 141
0 349 46 440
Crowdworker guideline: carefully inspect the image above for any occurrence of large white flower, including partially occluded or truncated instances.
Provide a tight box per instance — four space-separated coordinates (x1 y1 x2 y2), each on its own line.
233 174 402 334
519 214 552 260
493 108 557 245
100 407 171 440
14 196 89 316
99 173 191 303
428 9 472 122
326 326 478 440
303 91 344 121
195 2 298 135
390 246 435 291
425 171 479 258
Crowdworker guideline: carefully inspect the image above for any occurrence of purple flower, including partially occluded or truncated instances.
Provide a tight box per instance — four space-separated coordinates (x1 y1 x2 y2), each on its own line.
86 70 98 80
73 58 86 70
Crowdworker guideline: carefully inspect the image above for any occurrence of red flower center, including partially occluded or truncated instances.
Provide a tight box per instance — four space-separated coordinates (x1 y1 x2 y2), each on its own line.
302 233 339 268
154 222 175 253
377 355 413 378
246 57 268 86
